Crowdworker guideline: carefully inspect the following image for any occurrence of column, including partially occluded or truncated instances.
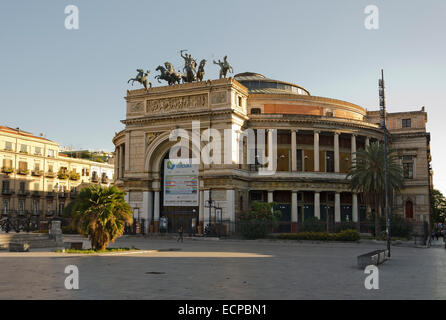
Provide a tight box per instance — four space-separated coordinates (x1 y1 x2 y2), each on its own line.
227 189 235 232
291 191 298 232
335 192 341 223
314 131 320 172
351 134 357 167
314 192 320 219
120 145 125 178
124 133 130 171
204 190 210 227
142 191 152 234
199 190 204 226
147 191 153 232
334 132 340 173
365 137 370 147
352 193 358 224
153 190 160 232
267 191 274 203
291 130 297 172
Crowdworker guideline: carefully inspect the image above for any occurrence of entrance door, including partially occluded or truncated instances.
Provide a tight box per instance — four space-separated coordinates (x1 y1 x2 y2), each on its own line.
275 203 291 233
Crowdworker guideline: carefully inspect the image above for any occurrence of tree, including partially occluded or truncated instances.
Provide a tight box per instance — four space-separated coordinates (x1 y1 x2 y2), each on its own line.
431 189 446 223
347 142 404 237
69 185 133 250
238 201 281 239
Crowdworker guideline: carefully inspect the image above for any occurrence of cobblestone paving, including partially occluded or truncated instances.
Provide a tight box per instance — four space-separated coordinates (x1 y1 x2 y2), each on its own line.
1 237 445 299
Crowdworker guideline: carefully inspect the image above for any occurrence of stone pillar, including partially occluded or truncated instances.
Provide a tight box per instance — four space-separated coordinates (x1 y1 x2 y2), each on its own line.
352 193 358 224
147 191 153 233
365 137 370 148
335 192 341 223
314 192 320 219
314 131 320 172
267 191 274 203
199 190 204 227
291 191 298 232
153 190 160 232
120 145 125 178
204 190 210 227
351 134 357 167
142 191 151 234
291 130 297 172
334 132 340 173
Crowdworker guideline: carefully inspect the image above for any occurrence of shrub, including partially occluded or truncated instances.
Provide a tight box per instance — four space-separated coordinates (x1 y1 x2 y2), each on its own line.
276 229 360 242
338 221 357 232
238 201 281 239
301 217 326 232
335 229 360 241
62 225 78 234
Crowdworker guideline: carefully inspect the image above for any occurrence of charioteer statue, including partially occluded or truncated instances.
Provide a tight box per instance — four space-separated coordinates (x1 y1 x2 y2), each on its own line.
213 55 233 79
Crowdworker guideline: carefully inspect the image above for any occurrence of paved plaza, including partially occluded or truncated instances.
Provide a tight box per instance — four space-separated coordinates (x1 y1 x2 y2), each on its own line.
1 236 445 299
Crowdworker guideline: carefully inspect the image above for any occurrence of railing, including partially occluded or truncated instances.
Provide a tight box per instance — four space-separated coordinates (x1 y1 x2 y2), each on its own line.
45 172 56 178
17 169 29 175
91 175 99 183
58 192 68 199
31 170 44 176
1 189 14 195
46 191 55 197
17 190 30 196
1 167 14 174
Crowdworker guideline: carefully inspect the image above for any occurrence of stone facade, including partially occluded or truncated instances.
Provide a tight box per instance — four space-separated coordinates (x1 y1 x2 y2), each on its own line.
113 73 432 234
0 126 114 220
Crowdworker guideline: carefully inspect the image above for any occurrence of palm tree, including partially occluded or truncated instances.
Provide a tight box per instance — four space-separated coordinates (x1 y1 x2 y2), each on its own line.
69 185 133 250
347 142 404 237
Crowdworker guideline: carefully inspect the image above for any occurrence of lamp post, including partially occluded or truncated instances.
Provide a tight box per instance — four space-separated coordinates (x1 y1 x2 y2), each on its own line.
379 69 391 258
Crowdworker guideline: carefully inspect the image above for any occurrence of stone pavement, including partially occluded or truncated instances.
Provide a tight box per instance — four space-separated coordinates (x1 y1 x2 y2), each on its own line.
0 236 445 299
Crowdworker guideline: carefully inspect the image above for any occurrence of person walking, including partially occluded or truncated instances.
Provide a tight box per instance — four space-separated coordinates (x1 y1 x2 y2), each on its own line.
177 225 184 243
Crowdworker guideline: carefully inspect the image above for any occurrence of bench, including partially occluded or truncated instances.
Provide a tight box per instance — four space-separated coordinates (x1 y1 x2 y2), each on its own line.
9 242 30 252
69 242 83 250
357 249 389 269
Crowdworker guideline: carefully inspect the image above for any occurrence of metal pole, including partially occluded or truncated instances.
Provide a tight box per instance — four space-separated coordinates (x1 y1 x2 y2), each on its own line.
380 69 391 257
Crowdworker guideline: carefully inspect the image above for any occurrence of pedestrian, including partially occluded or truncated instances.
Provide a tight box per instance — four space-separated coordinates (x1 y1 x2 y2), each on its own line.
177 225 183 243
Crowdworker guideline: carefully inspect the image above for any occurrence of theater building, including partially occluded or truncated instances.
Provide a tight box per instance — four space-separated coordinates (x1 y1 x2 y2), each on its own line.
113 73 432 234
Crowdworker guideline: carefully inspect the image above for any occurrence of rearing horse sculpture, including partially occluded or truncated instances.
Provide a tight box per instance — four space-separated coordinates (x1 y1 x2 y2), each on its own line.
128 69 152 90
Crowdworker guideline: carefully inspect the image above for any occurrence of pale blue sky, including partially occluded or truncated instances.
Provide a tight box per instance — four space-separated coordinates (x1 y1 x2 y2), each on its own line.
1 1 445 192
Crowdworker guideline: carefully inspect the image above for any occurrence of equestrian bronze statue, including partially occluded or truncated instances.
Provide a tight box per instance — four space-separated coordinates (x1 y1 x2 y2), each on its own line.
127 69 152 90
213 56 234 79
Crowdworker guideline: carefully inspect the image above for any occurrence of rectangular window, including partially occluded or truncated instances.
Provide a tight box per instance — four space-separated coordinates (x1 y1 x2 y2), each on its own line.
35 147 41 155
403 160 413 179
402 119 412 128
2 159 12 169
19 161 28 171
34 163 40 171
2 180 10 192
20 144 28 153
19 181 25 192
48 149 55 157
4 141 12 151
296 149 303 171
48 164 54 173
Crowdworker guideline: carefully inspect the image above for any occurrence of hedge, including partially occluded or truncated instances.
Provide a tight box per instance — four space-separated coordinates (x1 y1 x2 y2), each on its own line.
277 229 360 242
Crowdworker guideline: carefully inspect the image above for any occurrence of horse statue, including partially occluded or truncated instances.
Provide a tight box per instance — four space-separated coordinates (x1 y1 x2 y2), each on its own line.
196 59 207 82
155 62 182 86
127 69 152 90
213 56 234 79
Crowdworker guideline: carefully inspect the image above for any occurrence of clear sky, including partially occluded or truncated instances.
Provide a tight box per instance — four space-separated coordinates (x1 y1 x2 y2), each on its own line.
1 1 445 192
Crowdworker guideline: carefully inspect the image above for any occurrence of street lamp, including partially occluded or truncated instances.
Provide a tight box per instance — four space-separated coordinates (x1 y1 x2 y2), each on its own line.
379 69 391 258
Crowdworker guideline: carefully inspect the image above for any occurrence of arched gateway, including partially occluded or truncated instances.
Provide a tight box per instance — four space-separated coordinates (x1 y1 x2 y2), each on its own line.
113 73 431 234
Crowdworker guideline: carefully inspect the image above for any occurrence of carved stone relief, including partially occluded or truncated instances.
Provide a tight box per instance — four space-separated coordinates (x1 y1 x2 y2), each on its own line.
146 94 208 114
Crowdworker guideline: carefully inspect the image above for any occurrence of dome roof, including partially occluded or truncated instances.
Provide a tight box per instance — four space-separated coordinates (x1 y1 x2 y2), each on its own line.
234 72 310 96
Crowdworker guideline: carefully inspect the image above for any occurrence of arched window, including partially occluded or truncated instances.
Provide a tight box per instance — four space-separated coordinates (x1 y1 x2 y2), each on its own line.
405 200 414 219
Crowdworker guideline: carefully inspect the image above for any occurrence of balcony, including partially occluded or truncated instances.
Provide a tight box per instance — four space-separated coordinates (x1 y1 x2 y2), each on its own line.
58 192 68 199
31 170 44 177
1 189 14 195
91 175 99 183
32 190 43 197
46 191 55 197
46 172 56 178
1 167 14 174
101 176 109 184
69 171 81 181
17 168 29 175
17 190 30 196
57 170 69 180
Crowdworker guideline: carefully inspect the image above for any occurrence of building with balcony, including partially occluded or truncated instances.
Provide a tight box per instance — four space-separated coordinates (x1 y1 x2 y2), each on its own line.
113 73 432 234
0 126 114 222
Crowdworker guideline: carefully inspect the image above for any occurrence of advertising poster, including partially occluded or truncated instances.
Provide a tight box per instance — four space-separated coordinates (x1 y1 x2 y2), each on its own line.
163 159 198 206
